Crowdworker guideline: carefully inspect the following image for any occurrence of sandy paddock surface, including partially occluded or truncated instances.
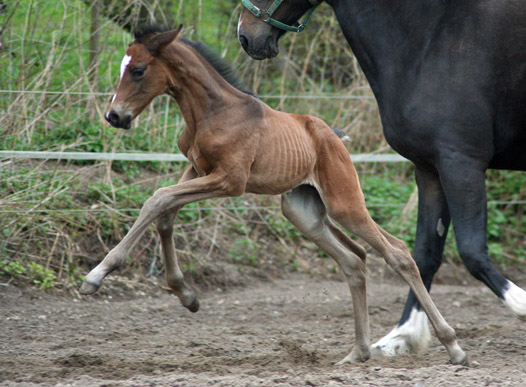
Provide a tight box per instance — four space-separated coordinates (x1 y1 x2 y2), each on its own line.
1 262 526 387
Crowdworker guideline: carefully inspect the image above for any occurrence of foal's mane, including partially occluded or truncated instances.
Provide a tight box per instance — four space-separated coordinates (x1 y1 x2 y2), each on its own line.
134 25 255 97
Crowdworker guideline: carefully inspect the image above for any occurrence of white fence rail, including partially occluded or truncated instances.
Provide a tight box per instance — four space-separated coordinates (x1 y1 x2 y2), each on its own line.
0 151 408 163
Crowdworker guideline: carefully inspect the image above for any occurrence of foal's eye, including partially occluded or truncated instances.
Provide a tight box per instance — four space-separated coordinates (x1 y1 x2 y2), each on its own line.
131 68 145 79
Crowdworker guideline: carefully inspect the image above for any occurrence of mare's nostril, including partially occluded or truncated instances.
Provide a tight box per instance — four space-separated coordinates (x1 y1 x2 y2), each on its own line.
239 34 249 51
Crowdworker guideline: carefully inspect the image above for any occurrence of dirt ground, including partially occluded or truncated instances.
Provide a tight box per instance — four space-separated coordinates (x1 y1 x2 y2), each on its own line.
1 259 526 387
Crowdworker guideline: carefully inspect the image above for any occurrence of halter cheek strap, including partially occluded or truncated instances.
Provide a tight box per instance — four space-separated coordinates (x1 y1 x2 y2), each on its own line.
241 0 323 33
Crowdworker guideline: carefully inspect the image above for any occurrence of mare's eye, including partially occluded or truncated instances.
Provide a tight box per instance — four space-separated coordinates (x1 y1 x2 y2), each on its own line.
132 68 145 79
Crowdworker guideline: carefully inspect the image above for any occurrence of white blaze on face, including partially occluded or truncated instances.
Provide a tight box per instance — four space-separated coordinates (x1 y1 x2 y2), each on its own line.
120 54 132 80
111 54 133 105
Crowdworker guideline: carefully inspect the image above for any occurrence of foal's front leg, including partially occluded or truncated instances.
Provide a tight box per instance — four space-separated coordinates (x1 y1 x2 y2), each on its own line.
156 167 200 312
80 171 235 295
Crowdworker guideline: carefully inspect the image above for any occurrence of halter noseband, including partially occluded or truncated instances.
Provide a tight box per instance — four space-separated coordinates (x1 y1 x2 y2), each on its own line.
241 0 322 33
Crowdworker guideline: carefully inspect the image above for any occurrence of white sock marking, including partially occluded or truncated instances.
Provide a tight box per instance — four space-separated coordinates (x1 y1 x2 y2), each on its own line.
372 308 432 356
503 280 526 320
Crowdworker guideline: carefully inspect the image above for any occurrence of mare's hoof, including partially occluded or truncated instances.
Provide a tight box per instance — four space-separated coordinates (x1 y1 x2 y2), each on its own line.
79 280 101 295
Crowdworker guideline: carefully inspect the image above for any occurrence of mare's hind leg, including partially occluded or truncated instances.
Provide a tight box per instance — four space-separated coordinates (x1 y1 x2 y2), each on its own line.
281 185 371 363
156 167 199 312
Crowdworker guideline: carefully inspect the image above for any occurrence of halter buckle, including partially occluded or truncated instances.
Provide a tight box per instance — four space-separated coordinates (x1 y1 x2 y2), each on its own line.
261 10 271 22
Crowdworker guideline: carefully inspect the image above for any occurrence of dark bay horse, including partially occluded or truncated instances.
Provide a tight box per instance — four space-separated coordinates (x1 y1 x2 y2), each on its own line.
79 25 467 365
236 0 526 358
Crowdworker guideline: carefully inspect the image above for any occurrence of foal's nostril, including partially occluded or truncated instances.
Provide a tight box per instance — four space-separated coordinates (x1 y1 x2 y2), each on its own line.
239 34 249 51
106 111 120 126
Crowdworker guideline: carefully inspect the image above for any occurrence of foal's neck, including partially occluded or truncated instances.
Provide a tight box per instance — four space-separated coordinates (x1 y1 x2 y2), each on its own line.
164 43 252 133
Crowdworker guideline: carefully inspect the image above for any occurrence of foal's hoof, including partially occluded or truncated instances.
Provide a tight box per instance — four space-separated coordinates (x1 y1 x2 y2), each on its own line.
449 351 469 366
185 298 200 313
174 282 200 313
79 280 101 295
336 347 371 365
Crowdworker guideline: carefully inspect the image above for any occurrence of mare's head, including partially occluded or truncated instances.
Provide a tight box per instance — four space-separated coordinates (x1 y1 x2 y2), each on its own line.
237 0 320 60
105 25 183 129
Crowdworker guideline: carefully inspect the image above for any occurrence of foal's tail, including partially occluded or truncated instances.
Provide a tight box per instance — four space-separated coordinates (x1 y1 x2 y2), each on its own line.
331 127 350 142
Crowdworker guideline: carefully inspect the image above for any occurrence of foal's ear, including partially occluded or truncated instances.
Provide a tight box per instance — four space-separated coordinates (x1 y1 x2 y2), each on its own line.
146 24 183 56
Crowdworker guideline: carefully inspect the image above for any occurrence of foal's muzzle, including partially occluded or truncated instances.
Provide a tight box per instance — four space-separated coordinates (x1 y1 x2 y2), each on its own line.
105 110 132 130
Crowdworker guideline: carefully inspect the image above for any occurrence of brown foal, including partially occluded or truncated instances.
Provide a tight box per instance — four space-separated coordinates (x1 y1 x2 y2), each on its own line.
80 25 467 365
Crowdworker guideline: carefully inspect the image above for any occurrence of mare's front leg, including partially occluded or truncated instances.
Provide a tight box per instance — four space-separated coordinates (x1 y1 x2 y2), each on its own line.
80 170 240 296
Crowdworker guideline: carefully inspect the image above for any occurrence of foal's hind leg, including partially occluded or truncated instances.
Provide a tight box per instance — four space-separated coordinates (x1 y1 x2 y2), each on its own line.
156 167 199 312
281 185 372 363
373 167 449 357
325 196 467 364
313 139 466 364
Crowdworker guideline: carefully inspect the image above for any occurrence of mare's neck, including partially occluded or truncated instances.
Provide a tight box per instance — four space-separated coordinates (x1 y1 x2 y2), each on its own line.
164 44 249 133
327 0 446 100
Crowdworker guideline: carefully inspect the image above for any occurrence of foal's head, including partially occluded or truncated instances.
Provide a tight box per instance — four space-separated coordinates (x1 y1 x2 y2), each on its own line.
105 25 183 129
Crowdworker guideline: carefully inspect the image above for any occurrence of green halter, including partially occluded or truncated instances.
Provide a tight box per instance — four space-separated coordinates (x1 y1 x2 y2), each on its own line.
241 0 322 33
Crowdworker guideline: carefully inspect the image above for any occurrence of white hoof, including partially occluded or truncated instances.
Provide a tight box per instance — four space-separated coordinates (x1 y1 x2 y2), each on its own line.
371 308 432 357
503 281 526 321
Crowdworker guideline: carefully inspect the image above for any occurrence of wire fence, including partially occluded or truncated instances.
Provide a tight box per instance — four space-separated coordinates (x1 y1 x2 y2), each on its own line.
0 150 408 163
0 89 376 100
1 149 524 214
1 91 523 213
